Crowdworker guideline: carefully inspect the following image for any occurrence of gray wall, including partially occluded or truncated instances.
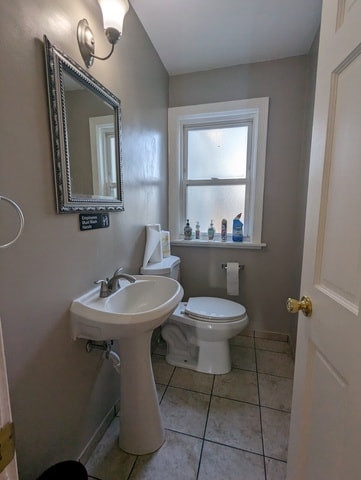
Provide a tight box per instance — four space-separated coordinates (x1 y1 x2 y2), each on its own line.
0 1 168 478
288 31 319 350
169 55 317 341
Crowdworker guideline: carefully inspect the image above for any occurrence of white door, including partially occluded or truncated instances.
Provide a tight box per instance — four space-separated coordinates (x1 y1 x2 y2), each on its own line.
0 317 18 480
287 1 361 479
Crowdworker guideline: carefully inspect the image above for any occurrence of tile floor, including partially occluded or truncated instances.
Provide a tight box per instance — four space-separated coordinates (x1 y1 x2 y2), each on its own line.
86 333 294 480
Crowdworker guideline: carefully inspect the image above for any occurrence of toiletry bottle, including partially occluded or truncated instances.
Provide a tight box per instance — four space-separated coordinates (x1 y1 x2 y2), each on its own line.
208 220 215 240
195 221 200 239
232 213 243 242
221 218 227 241
184 219 192 240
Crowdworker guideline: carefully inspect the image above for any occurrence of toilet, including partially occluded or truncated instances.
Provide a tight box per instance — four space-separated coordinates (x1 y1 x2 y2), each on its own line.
140 255 248 374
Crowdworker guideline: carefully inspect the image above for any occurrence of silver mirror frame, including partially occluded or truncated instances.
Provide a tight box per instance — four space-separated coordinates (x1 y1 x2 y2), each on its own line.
44 35 124 213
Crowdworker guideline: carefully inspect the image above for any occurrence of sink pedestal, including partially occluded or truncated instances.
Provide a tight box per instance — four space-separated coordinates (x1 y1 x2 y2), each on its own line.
117 330 164 454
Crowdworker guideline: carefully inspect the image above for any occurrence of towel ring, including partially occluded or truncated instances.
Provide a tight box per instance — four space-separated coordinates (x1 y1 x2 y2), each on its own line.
0 195 25 248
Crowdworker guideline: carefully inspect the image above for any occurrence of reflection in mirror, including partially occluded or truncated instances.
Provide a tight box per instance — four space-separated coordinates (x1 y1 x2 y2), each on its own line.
89 115 117 198
44 35 124 213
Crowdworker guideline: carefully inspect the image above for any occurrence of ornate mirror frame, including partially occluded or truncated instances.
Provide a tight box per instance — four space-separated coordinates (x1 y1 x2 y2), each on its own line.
44 35 124 213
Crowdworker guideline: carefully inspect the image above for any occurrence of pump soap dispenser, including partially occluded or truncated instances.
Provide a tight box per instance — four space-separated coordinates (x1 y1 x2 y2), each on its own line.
184 219 192 240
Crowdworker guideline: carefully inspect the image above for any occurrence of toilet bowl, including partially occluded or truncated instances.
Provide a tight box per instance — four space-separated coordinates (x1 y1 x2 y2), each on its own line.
140 256 249 374
163 297 248 374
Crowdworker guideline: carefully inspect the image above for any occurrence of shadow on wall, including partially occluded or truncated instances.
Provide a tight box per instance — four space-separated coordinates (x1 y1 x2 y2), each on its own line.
11 313 119 479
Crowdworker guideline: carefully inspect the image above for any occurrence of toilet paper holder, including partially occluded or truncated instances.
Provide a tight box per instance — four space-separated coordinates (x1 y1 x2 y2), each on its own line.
221 263 245 270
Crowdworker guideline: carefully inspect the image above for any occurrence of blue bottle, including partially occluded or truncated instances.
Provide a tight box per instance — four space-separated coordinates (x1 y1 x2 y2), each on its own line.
232 213 243 242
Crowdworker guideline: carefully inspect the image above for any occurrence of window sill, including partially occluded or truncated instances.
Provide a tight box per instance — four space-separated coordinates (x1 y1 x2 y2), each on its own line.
171 239 266 249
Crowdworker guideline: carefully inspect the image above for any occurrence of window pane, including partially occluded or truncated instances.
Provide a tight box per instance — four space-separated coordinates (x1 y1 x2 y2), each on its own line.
187 126 248 180
186 185 245 233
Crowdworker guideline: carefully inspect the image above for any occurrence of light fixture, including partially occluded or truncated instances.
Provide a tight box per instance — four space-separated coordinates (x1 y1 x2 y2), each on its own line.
77 0 129 68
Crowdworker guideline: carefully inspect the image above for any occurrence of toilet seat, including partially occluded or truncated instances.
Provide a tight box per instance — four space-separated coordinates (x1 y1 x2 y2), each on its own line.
184 297 246 323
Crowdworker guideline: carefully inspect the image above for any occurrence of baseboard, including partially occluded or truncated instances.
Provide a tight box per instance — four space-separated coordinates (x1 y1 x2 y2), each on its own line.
78 400 120 466
239 329 290 343
254 329 289 342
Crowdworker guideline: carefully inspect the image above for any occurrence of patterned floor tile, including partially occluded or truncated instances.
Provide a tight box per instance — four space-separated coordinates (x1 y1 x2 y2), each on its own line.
256 350 294 378
205 396 263 454
198 441 265 480
231 345 257 371
86 336 293 480
152 354 175 384
213 369 259 404
160 386 210 437
170 367 214 394
258 373 293 411
129 430 202 480
261 407 291 461
265 457 287 480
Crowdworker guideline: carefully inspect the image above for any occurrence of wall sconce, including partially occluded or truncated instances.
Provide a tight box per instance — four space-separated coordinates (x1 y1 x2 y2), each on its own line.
77 0 129 68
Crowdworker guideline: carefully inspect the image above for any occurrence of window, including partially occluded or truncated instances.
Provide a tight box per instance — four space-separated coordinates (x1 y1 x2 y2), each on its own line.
185 123 249 236
168 98 269 246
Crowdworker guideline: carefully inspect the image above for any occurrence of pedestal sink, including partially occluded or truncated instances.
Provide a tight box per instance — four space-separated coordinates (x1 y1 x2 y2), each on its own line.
70 275 183 454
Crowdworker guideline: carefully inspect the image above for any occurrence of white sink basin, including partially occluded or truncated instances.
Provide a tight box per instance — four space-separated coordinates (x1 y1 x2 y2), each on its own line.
71 275 183 340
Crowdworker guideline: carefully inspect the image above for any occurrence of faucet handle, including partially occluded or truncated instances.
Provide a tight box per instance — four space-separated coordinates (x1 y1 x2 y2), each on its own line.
94 279 109 298
112 266 124 277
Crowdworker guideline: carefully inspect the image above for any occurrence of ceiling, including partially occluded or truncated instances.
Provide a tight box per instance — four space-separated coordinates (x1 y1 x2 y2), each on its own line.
129 0 323 75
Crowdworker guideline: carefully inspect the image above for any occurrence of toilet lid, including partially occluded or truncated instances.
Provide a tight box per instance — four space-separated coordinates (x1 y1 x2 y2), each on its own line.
184 297 246 322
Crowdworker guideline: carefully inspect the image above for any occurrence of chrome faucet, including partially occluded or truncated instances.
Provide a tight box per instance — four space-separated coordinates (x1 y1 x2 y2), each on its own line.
108 267 137 292
95 267 137 297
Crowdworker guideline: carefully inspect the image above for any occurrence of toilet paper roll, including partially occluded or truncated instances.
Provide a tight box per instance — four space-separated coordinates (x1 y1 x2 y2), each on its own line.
226 262 239 296
161 230 171 258
143 224 163 267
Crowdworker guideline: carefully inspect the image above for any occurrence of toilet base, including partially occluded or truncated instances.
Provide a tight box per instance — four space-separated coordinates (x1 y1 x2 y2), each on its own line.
165 339 232 374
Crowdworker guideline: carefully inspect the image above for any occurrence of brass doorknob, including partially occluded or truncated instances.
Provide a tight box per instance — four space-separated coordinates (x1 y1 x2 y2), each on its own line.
286 296 312 317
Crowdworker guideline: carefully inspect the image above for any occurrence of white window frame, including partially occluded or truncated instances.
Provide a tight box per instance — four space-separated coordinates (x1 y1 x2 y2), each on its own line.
89 115 117 198
168 98 269 246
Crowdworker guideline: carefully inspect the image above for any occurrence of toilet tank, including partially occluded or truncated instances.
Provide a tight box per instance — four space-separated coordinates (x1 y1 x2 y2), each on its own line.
140 255 180 280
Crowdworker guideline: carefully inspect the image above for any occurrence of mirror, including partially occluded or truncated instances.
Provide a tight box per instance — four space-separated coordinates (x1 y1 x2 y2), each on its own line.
44 35 124 213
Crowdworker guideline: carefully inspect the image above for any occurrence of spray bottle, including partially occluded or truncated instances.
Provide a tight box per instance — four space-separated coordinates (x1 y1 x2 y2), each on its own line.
221 219 227 241
232 213 243 242
195 221 200 239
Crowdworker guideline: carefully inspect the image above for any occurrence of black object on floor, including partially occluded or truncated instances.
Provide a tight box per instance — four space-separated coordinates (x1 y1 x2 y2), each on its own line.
36 460 88 479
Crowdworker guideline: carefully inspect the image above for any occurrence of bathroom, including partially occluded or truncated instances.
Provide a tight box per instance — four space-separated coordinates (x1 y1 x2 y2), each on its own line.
0 1 322 478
